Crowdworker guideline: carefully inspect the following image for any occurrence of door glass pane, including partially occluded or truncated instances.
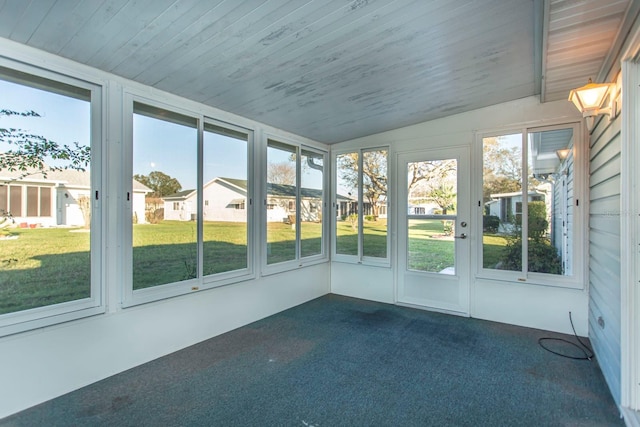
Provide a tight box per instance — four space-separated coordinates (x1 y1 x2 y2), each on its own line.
0 76 92 314
202 124 249 276
407 159 457 274
482 134 522 271
335 152 358 255
132 104 198 289
527 128 573 275
362 149 388 258
266 140 297 264
300 149 323 258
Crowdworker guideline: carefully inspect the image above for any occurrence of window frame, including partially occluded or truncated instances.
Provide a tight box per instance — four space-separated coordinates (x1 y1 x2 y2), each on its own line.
474 121 585 289
0 58 104 337
261 135 329 276
331 146 390 267
122 94 255 307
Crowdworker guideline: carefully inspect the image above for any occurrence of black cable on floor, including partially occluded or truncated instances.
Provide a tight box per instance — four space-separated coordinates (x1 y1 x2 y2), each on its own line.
538 311 595 360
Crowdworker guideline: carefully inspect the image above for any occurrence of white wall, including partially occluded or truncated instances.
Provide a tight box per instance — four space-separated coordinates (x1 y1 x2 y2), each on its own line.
331 95 588 336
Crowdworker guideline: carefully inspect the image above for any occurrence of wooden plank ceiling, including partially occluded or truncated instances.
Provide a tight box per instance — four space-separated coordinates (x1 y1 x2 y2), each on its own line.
0 0 631 143
543 0 631 102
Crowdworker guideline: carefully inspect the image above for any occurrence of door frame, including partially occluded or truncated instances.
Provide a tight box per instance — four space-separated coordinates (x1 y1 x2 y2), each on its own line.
621 52 640 413
395 146 471 316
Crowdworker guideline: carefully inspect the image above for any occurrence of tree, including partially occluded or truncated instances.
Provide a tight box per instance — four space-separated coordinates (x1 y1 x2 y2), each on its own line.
0 109 90 179
1 108 91 232
267 161 296 185
77 195 91 229
338 150 388 219
407 159 456 195
482 136 522 202
427 184 456 214
133 171 182 197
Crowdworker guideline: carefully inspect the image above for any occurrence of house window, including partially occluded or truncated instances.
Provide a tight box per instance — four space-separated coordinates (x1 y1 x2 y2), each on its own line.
0 63 101 337
25 186 52 217
204 200 209 206
480 124 581 283
265 139 327 268
9 186 22 217
334 148 389 263
0 185 22 217
172 202 180 210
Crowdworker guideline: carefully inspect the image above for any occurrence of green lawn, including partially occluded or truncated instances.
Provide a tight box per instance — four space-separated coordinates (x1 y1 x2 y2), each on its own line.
336 219 387 258
0 227 91 315
0 220 509 315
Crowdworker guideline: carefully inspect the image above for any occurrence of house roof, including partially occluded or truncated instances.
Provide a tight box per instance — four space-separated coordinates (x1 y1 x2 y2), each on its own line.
163 189 196 200
164 177 353 201
217 177 353 201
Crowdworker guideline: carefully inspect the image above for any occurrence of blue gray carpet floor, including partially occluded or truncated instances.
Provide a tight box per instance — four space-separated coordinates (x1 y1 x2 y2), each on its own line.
1 294 623 426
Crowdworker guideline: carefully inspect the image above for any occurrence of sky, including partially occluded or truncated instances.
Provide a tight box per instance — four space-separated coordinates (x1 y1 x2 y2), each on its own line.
133 114 249 190
1 79 90 170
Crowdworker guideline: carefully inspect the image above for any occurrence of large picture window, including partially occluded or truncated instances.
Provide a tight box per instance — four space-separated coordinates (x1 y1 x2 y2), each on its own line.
480 123 581 284
127 100 253 304
334 147 388 263
0 64 101 336
265 139 327 269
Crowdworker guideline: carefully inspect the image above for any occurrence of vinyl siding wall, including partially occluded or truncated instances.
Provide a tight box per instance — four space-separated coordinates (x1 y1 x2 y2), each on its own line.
589 113 622 405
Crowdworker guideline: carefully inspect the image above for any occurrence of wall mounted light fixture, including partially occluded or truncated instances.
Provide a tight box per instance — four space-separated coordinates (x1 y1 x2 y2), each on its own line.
568 78 616 131
556 148 571 161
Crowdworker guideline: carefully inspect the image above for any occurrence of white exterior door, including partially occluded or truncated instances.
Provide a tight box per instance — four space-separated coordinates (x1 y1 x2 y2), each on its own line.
396 147 470 315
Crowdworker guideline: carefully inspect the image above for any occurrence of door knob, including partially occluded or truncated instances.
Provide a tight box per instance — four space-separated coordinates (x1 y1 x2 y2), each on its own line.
454 233 467 239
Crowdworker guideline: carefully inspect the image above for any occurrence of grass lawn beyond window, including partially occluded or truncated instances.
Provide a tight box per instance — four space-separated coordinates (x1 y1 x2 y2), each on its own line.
1 221 509 315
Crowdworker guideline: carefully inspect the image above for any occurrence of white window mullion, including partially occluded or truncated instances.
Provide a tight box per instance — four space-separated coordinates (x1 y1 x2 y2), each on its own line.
196 117 204 281
357 149 364 262
521 130 529 277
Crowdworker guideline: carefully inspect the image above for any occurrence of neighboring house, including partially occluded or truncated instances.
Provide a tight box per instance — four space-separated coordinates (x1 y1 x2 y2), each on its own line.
162 177 344 223
486 190 546 224
337 196 388 219
407 199 441 216
0 169 151 227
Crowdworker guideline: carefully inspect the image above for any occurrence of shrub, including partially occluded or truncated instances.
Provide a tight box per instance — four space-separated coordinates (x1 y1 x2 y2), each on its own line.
442 220 454 236
365 215 375 221
498 201 561 274
528 201 548 239
483 215 500 233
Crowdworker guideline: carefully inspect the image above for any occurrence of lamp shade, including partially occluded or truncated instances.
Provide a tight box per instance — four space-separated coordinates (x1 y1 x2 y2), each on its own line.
556 148 570 161
568 79 612 115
